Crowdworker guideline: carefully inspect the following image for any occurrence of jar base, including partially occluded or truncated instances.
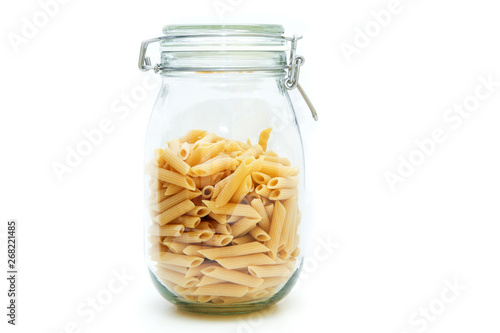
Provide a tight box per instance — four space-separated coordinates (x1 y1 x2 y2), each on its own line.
149 265 301 315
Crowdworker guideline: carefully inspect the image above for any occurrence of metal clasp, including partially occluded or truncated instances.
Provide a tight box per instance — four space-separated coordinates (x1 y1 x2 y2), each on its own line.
285 35 318 121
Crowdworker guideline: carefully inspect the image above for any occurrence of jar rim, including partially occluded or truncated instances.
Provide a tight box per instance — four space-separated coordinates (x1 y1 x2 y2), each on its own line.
162 24 285 36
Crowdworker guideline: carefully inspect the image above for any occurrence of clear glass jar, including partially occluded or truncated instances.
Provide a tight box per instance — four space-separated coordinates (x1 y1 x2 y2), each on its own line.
139 24 316 314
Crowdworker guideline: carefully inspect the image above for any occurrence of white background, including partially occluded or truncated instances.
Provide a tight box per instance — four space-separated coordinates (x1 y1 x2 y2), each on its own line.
1 0 500 332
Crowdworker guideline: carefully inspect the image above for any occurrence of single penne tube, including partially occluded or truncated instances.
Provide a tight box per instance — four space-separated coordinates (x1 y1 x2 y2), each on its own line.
212 173 234 198
193 132 218 148
149 186 169 204
281 196 298 252
185 262 221 278
231 234 254 245
153 199 196 226
214 223 231 235
149 166 196 190
162 145 191 175
236 144 264 162
226 215 240 223
191 156 238 176
151 189 201 213
263 155 291 166
230 217 261 238
174 230 214 244
216 253 276 270
229 175 252 203
148 224 185 237
255 184 272 198
248 265 291 278
201 266 263 288
251 171 272 185
248 277 288 292
196 275 226 287
161 241 189 254
264 204 274 221
265 200 286 259
156 267 199 288
186 206 210 217
183 245 211 257
215 157 255 207
192 283 248 297
197 242 270 260
179 142 192 160
267 176 299 189
187 141 225 166
224 140 245 153
203 200 261 219
164 184 185 196
269 188 298 201
157 263 188 275
247 289 269 299
151 252 203 268
178 129 207 143
201 185 214 199
203 234 233 246
170 216 201 228
173 285 192 296
258 127 272 151
250 199 271 232
249 225 271 242
291 247 300 258
208 212 227 224
196 221 215 232
260 161 299 178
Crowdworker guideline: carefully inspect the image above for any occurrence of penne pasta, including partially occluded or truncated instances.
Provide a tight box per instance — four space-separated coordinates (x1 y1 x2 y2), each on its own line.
251 171 272 185
197 242 270 260
267 176 299 189
151 252 203 268
203 234 233 246
215 157 255 207
201 266 263 288
153 199 196 226
147 129 301 304
201 185 214 199
192 283 248 297
156 267 200 288
162 145 191 175
151 188 201 213
186 206 210 217
269 188 298 201
250 199 271 233
216 254 275 270
149 166 196 190
148 224 185 237
249 225 271 242
203 200 261 219
178 129 207 143
265 200 286 259
248 265 291 278
258 127 272 151
230 217 261 238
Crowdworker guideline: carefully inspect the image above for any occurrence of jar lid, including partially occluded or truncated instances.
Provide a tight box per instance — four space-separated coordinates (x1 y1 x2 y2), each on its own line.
162 24 285 36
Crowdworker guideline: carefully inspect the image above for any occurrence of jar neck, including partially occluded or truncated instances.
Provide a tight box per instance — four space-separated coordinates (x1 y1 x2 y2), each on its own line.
159 51 288 74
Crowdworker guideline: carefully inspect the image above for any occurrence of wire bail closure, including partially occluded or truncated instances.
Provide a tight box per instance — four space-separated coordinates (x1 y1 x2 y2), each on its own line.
138 33 318 121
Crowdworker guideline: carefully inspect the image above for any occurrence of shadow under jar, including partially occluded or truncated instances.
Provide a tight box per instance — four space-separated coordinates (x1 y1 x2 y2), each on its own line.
139 24 317 314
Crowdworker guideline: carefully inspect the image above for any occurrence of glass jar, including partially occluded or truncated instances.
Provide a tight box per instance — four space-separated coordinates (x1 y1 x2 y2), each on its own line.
139 24 317 314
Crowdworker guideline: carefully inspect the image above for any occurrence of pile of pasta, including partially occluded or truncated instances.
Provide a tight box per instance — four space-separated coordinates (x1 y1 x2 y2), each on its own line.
147 128 301 305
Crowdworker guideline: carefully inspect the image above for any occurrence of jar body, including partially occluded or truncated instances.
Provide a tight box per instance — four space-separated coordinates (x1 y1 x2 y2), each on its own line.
145 72 305 314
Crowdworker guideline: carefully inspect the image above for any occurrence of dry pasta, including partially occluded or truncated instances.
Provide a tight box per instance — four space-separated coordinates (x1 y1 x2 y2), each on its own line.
146 128 301 305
